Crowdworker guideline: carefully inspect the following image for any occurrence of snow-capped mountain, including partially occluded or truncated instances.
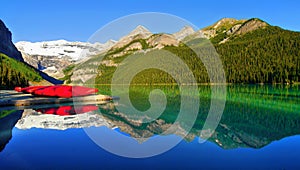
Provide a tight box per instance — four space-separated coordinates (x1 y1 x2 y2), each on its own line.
15 39 115 61
14 25 200 80
15 39 116 79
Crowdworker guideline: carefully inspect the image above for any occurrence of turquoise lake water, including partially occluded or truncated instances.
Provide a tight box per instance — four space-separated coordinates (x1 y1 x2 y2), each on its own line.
0 85 299 169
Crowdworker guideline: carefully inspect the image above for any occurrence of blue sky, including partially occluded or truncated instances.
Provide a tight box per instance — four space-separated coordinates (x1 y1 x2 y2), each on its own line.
1 0 299 43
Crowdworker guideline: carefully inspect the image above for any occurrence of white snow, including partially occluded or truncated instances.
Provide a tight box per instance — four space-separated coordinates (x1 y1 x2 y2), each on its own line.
15 39 116 61
43 66 57 71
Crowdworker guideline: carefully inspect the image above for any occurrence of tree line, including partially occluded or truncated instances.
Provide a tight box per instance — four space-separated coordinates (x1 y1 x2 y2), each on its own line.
0 53 42 89
96 26 300 84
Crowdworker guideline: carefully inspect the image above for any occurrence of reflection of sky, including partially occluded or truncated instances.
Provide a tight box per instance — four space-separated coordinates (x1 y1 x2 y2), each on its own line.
85 126 184 158
1 127 300 169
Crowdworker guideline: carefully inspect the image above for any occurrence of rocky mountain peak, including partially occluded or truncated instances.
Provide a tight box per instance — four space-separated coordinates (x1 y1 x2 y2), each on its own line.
128 25 151 37
234 18 269 35
147 34 179 49
214 18 239 28
112 25 152 49
173 25 195 41
104 39 117 45
203 18 240 31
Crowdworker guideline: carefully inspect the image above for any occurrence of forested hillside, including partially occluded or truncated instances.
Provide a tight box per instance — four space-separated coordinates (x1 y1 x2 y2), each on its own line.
95 24 300 85
0 53 42 89
216 26 300 83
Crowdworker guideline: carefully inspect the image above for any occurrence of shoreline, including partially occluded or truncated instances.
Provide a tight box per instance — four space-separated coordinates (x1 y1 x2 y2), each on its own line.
72 83 300 86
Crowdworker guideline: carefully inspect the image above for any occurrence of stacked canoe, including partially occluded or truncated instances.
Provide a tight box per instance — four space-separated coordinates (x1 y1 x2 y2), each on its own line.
15 85 98 98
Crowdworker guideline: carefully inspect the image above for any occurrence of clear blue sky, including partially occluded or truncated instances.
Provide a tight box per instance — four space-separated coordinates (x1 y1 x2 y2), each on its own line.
1 0 299 43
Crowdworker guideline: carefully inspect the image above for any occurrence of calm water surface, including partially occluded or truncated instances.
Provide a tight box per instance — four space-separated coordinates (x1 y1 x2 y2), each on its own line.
0 85 299 169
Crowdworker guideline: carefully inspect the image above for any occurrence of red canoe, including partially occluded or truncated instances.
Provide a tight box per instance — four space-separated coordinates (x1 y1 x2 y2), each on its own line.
15 86 48 93
35 105 99 116
15 85 98 98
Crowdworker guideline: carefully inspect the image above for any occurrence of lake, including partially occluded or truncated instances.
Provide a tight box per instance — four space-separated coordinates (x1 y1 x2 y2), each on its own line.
0 85 300 169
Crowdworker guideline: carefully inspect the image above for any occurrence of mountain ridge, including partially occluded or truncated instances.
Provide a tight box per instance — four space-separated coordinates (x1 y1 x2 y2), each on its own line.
89 17 299 85
6 17 299 85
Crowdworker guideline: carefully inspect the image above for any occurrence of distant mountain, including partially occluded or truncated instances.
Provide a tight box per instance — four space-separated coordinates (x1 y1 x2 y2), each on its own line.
112 25 152 49
79 18 299 85
202 18 247 38
214 21 299 83
16 39 115 61
68 25 185 84
173 26 195 41
208 18 269 44
11 18 298 85
15 39 116 79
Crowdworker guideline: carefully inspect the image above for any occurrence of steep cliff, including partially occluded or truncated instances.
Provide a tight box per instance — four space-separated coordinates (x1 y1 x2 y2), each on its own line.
0 20 23 62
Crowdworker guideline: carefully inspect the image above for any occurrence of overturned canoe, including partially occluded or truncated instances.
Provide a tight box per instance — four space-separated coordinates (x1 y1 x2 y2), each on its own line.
15 85 99 98
15 86 45 93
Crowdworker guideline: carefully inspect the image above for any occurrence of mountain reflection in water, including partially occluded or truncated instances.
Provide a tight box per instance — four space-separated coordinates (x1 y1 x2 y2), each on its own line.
0 110 23 152
0 85 299 153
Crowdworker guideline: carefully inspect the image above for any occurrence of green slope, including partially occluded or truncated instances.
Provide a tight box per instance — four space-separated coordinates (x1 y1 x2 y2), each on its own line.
82 19 300 85
0 53 42 89
215 25 300 83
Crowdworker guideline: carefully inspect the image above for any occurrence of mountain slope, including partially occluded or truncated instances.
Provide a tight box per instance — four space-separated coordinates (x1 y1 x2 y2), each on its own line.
173 26 195 41
0 53 42 89
215 25 300 83
112 25 152 49
210 18 269 44
64 18 300 85
202 18 247 39
15 39 116 79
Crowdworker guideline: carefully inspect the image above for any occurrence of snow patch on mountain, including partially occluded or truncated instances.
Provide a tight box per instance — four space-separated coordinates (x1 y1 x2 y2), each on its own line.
15 39 116 61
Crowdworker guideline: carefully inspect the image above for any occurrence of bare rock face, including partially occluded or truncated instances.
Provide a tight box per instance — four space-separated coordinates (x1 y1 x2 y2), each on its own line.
173 26 195 41
113 25 152 49
226 24 242 35
235 18 268 35
201 18 247 39
204 18 241 30
0 20 23 61
202 29 217 39
147 34 179 49
20 51 39 68
124 42 143 51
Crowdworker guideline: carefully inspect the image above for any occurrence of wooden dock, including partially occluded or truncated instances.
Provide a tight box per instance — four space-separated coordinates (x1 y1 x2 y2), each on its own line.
0 90 118 110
